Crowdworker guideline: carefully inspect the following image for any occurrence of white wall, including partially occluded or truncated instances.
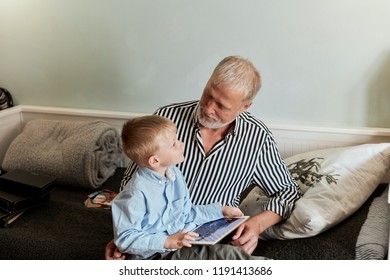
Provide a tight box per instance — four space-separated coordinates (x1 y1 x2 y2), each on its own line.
1 0 390 128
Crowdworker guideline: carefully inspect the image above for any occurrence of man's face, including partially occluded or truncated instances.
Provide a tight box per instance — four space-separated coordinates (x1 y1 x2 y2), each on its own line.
197 84 252 129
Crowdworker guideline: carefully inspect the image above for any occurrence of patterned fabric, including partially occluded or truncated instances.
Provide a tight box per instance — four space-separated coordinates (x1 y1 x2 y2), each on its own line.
356 185 389 260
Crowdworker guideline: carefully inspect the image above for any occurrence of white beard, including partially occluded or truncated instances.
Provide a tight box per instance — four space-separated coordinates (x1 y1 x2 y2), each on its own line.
196 106 235 129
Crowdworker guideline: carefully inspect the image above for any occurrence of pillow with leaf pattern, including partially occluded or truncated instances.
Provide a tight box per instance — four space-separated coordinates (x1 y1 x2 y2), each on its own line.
239 143 390 240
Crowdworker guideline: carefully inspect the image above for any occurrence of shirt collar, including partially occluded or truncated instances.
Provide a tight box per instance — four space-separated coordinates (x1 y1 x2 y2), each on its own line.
192 102 200 128
138 166 176 183
165 167 177 181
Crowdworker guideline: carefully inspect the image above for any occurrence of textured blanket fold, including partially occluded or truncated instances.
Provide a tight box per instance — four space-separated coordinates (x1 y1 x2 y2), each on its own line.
355 185 389 260
1 119 124 189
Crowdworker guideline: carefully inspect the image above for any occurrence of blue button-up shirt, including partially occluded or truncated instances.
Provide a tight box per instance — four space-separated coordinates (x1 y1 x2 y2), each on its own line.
112 166 223 259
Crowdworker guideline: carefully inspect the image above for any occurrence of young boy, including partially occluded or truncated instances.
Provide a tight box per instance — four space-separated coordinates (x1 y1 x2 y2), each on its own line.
112 115 267 260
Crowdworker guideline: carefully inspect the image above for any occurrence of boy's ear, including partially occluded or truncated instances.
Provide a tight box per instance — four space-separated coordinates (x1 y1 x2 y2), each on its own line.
148 155 159 167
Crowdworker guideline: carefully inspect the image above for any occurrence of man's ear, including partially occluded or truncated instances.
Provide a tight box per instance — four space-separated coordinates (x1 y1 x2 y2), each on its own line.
240 101 253 113
148 155 159 167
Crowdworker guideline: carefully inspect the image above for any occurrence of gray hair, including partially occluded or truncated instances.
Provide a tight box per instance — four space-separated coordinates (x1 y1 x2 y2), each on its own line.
209 56 261 103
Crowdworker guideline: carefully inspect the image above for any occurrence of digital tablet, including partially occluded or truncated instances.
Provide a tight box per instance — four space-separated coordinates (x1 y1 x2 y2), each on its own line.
190 216 249 245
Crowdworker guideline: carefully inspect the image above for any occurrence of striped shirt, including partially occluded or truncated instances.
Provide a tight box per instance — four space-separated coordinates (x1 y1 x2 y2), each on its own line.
121 100 301 219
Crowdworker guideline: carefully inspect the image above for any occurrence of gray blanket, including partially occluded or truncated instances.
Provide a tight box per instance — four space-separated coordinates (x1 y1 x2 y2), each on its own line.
1 119 124 189
355 185 389 259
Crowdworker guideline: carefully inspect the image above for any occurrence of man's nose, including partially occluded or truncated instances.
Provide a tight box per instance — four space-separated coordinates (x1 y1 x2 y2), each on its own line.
204 100 217 114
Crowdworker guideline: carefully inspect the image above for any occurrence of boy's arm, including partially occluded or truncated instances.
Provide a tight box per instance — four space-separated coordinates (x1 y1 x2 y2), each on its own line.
111 190 168 256
222 206 244 218
185 200 226 225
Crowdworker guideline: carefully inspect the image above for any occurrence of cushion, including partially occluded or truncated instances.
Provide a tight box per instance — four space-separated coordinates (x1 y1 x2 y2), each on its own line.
239 143 390 240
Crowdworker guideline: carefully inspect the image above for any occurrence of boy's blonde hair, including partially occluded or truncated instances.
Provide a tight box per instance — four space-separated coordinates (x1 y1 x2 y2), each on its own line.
121 115 176 166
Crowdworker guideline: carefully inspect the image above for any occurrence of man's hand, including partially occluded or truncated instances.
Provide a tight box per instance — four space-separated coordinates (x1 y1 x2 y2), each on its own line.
229 211 282 254
105 239 126 260
229 217 260 254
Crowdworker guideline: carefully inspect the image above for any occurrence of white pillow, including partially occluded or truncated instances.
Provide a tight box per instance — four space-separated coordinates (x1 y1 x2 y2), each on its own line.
240 143 390 240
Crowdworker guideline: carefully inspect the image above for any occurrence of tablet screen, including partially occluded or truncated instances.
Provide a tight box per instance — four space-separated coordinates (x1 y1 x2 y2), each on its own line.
190 216 249 245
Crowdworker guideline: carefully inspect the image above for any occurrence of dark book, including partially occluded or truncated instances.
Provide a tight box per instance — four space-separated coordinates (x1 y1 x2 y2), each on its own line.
0 190 51 213
0 169 56 196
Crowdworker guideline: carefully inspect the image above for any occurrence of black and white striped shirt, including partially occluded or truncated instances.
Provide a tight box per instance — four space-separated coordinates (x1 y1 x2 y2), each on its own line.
121 101 301 219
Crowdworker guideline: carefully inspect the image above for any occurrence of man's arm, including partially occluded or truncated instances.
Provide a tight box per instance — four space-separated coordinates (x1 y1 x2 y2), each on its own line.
254 136 302 219
119 161 137 192
230 135 301 254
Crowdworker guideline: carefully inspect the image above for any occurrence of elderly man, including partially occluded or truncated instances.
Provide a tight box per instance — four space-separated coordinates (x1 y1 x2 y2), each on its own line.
105 55 301 260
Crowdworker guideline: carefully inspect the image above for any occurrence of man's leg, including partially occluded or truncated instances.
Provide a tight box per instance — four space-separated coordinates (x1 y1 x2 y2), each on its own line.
162 244 270 260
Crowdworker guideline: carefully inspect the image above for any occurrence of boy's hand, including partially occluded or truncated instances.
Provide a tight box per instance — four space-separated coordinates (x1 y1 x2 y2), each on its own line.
164 230 199 249
105 239 126 260
222 206 244 218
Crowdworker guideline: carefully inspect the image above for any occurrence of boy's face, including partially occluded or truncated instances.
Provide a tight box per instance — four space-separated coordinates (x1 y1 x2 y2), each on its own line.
154 127 184 167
